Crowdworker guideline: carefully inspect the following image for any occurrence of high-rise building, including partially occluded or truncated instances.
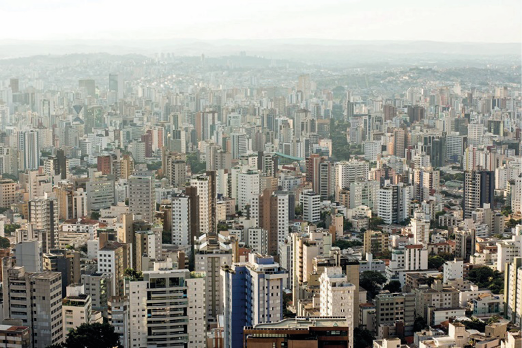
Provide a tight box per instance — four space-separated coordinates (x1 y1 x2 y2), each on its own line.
43 249 80 297
190 172 216 235
128 175 155 223
97 242 131 297
165 158 186 188
463 169 494 218
504 257 522 327
230 133 248 159
411 211 431 245
171 192 191 246
109 74 123 100
134 229 161 272
29 197 59 253
378 184 410 224
62 293 102 334
186 272 207 348
319 267 356 344
237 170 260 213
2 264 63 348
375 292 416 338
300 191 321 223
86 175 115 211
335 159 369 190
124 269 191 347
18 130 39 171
259 189 290 255
0 178 16 208
511 176 522 214
14 240 41 272
194 234 233 326
222 253 288 348
82 272 112 315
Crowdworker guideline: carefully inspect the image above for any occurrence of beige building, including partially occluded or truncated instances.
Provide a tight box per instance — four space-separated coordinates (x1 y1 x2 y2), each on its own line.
0 179 16 208
2 263 63 348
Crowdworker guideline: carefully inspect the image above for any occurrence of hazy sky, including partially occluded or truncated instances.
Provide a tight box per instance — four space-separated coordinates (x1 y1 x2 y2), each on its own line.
1 0 520 43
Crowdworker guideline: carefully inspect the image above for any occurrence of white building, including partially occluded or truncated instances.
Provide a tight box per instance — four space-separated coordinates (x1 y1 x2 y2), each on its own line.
124 269 193 347
62 294 102 334
443 259 464 283
497 234 522 272
300 191 320 223
335 159 369 190
364 141 381 161
186 272 207 348
319 267 356 346
237 170 260 212
411 211 430 245
171 193 191 246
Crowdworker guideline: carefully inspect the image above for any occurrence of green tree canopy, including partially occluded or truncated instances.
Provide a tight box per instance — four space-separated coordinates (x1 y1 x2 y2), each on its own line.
354 328 375 348
428 255 446 270
0 236 10 248
333 239 363 249
47 323 122 348
360 271 387 299
468 267 503 294
383 280 402 293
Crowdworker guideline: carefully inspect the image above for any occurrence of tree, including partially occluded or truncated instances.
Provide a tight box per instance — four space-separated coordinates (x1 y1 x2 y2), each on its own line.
146 161 162 171
360 271 387 299
461 318 486 332
414 316 428 332
90 211 101 220
124 268 143 281
428 255 446 270
186 153 206 174
369 217 384 230
343 219 353 232
4 224 20 235
353 328 375 348
217 222 229 231
48 322 123 348
294 204 303 217
383 280 402 293
333 240 363 249
2 173 18 181
283 292 295 319
468 267 503 294
0 236 9 248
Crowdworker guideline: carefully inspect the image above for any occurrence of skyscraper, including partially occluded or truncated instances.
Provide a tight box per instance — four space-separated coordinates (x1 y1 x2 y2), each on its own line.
2 263 63 348
221 253 287 348
463 169 494 218
18 130 39 170
128 175 155 223
29 197 59 253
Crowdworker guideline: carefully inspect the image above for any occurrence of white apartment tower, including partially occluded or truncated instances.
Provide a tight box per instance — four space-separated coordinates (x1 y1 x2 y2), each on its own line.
171 193 191 246
319 267 356 346
300 191 320 223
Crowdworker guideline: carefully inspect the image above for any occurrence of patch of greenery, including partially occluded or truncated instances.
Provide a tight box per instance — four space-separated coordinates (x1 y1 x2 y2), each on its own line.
360 271 387 300
4 224 20 235
333 239 363 249
468 267 503 294
354 328 375 348
46 322 122 348
187 153 206 174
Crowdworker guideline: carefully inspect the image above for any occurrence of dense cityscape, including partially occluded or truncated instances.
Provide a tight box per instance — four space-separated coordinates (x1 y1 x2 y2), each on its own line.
0 2 521 348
